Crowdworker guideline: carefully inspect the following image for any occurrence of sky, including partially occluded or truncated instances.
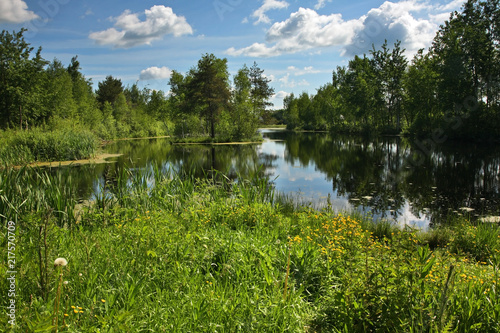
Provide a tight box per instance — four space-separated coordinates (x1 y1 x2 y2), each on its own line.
0 0 465 108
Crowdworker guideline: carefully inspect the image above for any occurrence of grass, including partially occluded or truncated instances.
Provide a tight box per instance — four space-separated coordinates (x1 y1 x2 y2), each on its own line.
0 166 499 332
0 128 98 167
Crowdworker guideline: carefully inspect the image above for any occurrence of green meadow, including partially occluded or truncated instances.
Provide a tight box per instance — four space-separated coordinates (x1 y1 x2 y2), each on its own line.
1 166 499 332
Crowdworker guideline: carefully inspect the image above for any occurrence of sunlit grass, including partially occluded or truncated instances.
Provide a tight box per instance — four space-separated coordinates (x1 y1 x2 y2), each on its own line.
0 167 499 332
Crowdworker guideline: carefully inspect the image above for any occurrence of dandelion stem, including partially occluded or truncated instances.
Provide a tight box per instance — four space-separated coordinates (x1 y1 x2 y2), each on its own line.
283 245 291 301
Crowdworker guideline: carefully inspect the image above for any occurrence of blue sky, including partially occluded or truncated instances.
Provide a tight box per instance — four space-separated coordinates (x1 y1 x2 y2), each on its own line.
1 0 464 108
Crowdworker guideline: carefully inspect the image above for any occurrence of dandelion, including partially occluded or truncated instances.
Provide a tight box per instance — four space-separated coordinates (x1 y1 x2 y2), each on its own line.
101 299 106 303
54 258 68 267
53 258 68 331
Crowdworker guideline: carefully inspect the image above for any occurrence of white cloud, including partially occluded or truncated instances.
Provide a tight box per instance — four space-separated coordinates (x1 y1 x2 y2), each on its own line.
139 66 172 80
314 0 333 10
274 90 290 99
227 0 461 58
288 66 321 76
279 73 310 88
81 8 94 19
0 0 38 23
264 74 276 82
252 0 289 25
270 90 290 109
437 0 464 12
344 0 436 56
89 5 193 48
227 7 362 57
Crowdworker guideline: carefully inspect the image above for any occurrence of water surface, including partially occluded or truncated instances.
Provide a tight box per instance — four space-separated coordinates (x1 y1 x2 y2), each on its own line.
53 129 500 228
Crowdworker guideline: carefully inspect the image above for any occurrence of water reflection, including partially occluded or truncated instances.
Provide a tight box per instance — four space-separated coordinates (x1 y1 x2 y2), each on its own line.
260 130 500 228
47 130 500 228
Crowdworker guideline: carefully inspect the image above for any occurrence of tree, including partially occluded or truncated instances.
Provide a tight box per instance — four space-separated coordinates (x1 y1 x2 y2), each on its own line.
45 59 76 120
283 93 300 129
340 55 378 128
187 54 231 139
0 28 48 129
232 64 257 139
403 49 439 135
96 75 123 108
371 40 408 131
66 56 101 128
147 90 169 120
249 62 275 121
428 0 500 137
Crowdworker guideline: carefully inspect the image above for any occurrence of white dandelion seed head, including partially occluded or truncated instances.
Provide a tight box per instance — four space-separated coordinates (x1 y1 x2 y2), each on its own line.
54 258 68 267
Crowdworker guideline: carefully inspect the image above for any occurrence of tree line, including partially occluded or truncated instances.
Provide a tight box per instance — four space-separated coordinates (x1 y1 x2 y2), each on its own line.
0 29 274 141
280 0 500 140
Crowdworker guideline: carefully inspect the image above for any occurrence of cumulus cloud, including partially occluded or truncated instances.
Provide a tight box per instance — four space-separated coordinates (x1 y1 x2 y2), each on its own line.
227 0 462 58
344 0 436 56
252 0 289 25
89 5 193 48
139 66 172 80
227 7 362 57
0 0 38 23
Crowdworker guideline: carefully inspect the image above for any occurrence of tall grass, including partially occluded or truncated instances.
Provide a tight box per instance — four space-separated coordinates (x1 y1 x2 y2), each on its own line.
0 167 77 227
1 166 499 332
0 128 98 166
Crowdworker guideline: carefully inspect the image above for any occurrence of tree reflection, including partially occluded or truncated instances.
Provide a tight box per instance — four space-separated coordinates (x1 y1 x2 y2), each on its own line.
44 133 500 225
267 130 500 224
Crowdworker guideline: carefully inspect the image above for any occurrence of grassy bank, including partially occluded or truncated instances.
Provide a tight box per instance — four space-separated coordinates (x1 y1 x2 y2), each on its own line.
0 128 99 167
0 167 499 332
171 133 264 145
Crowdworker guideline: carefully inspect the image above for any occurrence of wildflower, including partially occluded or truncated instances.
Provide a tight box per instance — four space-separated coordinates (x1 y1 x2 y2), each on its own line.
54 258 68 267
101 299 106 303
64 314 69 317
63 281 69 285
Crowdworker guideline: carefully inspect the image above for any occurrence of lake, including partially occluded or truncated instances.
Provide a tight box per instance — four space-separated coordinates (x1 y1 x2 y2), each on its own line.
55 129 500 229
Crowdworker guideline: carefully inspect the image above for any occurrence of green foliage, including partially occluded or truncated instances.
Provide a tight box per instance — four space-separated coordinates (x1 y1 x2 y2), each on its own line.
0 127 98 165
186 53 232 139
96 75 124 108
280 1 500 139
249 61 275 119
1 167 499 332
0 30 273 157
0 28 49 129
168 58 273 141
